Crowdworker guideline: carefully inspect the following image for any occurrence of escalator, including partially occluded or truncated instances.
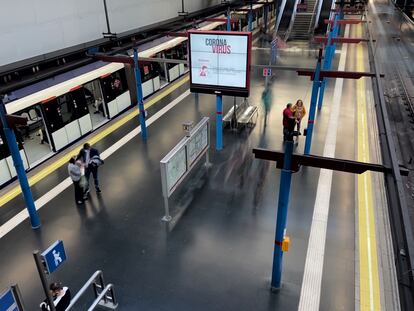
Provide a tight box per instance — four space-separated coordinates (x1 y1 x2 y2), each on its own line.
276 0 334 41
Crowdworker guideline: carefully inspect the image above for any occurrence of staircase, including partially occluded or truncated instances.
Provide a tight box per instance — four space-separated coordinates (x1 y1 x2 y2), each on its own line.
287 0 318 41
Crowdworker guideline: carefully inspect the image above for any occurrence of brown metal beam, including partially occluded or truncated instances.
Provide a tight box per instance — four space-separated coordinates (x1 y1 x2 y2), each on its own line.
297 69 383 80
252 148 409 176
0 114 28 128
324 19 366 25
314 36 368 44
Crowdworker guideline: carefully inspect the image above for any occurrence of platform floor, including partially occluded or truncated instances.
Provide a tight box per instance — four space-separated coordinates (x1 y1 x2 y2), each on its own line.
0 6 402 311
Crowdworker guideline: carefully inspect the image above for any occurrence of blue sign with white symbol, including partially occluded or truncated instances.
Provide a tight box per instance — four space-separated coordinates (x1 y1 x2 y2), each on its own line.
41 240 66 274
0 288 19 311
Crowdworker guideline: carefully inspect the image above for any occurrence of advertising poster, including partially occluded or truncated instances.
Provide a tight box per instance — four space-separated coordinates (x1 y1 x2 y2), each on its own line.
189 31 251 96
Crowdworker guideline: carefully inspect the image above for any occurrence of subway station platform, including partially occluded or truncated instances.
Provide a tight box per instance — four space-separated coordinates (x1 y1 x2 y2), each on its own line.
0 2 411 310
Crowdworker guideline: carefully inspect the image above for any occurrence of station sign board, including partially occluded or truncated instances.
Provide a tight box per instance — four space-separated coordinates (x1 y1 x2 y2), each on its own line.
0 287 21 311
188 30 252 97
41 240 66 274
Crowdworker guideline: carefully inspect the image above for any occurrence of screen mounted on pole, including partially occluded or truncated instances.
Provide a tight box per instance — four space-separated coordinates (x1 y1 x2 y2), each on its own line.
188 30 252 97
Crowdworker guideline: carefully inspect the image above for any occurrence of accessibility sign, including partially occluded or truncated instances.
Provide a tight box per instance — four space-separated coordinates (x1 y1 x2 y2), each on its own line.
41 240 66 274
263 68 272 77
0 287 20 311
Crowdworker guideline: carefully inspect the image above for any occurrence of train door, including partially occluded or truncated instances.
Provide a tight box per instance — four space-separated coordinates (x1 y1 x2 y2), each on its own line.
100 70 130 118
83 79 108 129
16 104 53 165
0 126 29 187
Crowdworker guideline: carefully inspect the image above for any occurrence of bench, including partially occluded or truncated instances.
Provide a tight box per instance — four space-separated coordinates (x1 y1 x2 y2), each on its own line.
223 99 258 129
237 105 258 128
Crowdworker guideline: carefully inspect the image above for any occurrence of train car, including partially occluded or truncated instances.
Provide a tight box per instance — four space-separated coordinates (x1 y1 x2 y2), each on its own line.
1 20 225 188
233 1 276 32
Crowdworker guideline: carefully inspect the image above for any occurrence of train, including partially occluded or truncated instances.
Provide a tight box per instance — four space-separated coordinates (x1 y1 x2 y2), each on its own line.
0 3 277 187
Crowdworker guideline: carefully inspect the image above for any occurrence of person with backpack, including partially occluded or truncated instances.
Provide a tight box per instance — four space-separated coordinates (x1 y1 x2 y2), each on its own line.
77 143 104 198
39 282 71 311
67 157 84 205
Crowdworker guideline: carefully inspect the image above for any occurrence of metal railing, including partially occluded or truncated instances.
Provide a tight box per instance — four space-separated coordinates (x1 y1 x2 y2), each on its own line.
284 0 301 41
65 270 117 310
308 0 325 34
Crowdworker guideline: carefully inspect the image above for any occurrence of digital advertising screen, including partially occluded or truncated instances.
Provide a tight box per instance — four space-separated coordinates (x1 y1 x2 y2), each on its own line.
188 31 252 97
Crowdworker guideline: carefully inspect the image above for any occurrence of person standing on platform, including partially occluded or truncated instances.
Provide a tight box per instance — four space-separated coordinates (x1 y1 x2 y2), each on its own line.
68 157 83 205
282 103 296 142
39 282 71 311
77 143 103 198
292 99 306 136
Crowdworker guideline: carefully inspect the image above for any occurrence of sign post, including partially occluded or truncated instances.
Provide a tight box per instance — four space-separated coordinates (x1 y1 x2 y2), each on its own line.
304 50 323 155
33 240 67 311
0 285 26 311
188 30 252 150
133 48 148 140
0 97 40 229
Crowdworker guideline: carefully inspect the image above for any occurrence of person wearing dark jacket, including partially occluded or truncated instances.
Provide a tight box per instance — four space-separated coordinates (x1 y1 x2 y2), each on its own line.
77 143 103 197
282 103 296 142
39 282 71 311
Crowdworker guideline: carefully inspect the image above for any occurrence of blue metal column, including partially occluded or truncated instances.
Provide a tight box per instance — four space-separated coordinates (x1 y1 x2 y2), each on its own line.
264 5 268 34
0 98 40 229
304 55 322 155
248 3 253 32
271 140 294 289
133 48 148 140
317 14 339 110
216 94 223 151
227 7 231 31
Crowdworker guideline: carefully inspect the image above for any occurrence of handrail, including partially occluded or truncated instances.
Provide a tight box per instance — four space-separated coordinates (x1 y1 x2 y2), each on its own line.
65 270 105 311
284 0 301 41
87 284 117 311
307 0 319 34
308 0 325 34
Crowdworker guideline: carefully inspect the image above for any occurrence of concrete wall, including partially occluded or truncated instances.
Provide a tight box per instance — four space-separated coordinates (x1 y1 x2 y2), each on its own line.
0 0 220 66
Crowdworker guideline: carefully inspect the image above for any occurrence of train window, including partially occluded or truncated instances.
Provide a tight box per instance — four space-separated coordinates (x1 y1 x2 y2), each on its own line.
43 98 63 131
70 88 89 119
57 94 75 125
101 70 127 103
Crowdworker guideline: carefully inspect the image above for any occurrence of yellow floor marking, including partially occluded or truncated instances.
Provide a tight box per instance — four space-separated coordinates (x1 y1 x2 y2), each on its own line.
356 25 381 311
0 76 189 207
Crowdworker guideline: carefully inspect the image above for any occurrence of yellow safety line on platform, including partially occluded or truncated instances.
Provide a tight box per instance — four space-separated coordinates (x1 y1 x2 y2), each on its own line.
0 75 190 207
356 25 381 310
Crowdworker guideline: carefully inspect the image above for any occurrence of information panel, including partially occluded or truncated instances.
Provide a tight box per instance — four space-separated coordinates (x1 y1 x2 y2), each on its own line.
165 146 187 194
160 117 210 198
188 31 252 97
187 123 208 166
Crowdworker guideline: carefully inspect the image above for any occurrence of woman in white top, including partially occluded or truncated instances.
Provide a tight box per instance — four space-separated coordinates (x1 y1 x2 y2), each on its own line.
68 157 83 204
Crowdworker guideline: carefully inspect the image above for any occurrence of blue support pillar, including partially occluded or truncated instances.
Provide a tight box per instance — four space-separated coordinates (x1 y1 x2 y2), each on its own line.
216 94 223 151
271 140 294 289
227 8 231 31
248 4 253 32
133 48 148 140
317 15 339 110
304 56 322 155
0 98 40 229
